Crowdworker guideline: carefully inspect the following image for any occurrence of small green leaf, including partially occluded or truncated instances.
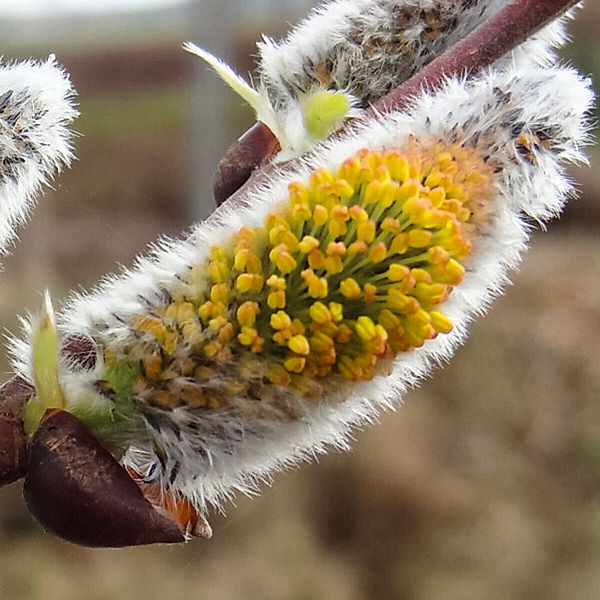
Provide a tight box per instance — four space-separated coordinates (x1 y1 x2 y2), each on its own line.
302 90 352 140
24 293 65 435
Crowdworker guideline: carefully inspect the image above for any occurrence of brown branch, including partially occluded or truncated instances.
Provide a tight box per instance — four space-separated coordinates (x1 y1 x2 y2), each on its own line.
218 0 579 208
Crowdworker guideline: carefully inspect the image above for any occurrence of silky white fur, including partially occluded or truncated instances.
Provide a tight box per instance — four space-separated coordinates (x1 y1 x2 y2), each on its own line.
9 61 591 512
0 56 77 257
257 0 577 160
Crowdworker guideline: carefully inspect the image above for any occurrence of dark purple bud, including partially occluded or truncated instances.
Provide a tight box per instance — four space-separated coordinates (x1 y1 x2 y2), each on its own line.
24 409 185 547
60 334 97 370
0 376 33 486
214 121 281 206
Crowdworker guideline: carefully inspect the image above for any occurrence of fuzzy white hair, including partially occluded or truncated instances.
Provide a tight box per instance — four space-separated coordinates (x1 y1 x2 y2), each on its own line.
257 0 577 156
0 56 77 257
10 59 592 512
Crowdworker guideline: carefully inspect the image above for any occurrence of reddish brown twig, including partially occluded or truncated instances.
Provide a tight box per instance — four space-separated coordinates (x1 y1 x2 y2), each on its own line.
217 0 579 207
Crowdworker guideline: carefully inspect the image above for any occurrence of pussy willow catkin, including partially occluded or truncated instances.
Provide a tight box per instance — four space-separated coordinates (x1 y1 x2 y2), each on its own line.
11 58 592 521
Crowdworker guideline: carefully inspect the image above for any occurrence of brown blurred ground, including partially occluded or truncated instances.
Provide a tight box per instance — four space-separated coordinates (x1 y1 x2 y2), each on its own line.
0 3 599 599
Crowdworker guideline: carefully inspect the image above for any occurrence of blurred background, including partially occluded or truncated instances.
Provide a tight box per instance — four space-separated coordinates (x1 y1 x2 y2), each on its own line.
0 1 598 599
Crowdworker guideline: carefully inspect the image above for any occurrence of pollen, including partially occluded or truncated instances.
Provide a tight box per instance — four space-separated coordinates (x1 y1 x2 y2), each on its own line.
118 142 493 412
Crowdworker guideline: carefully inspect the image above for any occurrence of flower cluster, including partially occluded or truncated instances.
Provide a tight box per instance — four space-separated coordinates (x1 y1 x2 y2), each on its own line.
0 56 77 255
1 0 594 543
119 142 492 420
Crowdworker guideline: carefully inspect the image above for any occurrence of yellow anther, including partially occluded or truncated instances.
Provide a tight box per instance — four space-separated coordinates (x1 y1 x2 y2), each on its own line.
289 335 310 356
164 303 179 322
198 301 213 321
430 311 453 334
349 205 368 222
410 268 432 283
436 151 453 164
397 180 419 202
210 283 229 305
236 273 264 293
355 316 377 342
313 204 328 226
131 315 176 354
308 249 325 270
385 152 409 182
387 289 419 313
208 261 228 283
328 218 347 238
204 341 219 358
327 241 346 256
364 180 381 205
251 336 264 354
357 220 376 243
270 311 292 331
284 356 306 373
288 180 308 201
413 282 448 307
309 302 332 325
323 255 343 275
408 229 433 248
218 322 234 343
368 325 388 354
425 171 443 188
336 156 362 188
427 246 450 265
332 179 354 200
309 167 334 189
378 309 401 330
428 186 446 207
237 301 260 326
267 290 286 309
210 245 227 263
368 242 387 263
299 236 320 254
265 274 285 290
443 258 465 285
238 326 258 347
390 233 409 254
273 331 291 345
331 204 348 220
292 203 312 223
364 283 377 303
233 226 258 246
283 230 300 252
347 241 367 256
388 263 410 282
209 315 228 331
302 269 329 298
381 217 401 233
328 302 343 323
269 244 297 274
339 278 362 299
234 248 260 273
265 213 288 234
